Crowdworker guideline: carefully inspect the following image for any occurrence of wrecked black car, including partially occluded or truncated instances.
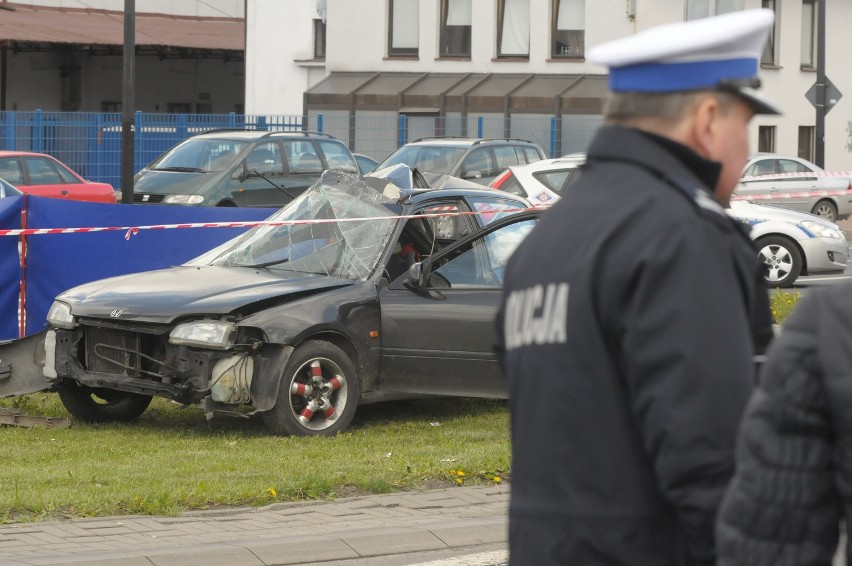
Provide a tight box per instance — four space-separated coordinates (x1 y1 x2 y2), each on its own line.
15 165 537 436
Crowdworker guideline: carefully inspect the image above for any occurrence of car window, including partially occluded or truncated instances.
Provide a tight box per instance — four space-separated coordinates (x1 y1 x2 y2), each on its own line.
54 162 79 183
245 142 284 176
152 138 249 172
317 140 359 173
533 169 578 195
460 148 494 179
0 158 23 185
282 140 322 174
205 142 244 172
467 196 528 225
494 146 521 171
378 146 465 174
778 159 811 174
23 157 64 185
420 202 468 241
522 146 542 163
743 159 776 178
432 218 536 288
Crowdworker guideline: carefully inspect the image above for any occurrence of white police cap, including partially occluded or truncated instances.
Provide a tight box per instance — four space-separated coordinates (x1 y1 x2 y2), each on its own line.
587 9 780 115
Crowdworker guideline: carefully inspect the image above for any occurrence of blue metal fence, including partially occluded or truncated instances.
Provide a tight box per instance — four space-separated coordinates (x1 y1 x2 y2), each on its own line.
0 110 601 190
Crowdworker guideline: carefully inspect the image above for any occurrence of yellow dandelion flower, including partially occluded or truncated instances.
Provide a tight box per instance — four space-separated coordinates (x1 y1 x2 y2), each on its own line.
456 478 463 485
267 487 277 497
457 470 465 477
450 469 457 476
493 476 502 484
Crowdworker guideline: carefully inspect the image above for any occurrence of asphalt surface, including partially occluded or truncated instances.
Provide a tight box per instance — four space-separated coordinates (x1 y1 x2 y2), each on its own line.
0 484 509 566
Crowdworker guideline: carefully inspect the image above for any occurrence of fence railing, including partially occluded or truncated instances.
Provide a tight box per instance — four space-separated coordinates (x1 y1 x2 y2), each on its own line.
0 110 601 190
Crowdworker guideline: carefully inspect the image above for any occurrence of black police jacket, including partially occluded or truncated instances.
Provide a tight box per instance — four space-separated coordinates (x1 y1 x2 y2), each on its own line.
496 125 773 565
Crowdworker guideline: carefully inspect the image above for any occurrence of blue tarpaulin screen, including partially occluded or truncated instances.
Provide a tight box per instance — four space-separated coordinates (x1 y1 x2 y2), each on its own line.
0 196 22 340
24 198 275 336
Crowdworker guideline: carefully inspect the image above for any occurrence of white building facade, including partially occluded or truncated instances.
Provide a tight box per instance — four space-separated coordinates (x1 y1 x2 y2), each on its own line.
246 0 852 170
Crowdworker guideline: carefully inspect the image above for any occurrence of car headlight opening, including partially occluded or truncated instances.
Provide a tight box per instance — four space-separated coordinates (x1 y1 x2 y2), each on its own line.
163 194 205 205
46 301 75 329
800 220 843 240
169 321 236 349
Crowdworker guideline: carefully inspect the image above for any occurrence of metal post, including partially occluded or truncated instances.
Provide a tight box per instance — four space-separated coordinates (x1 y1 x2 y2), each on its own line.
120 0 135 204
815 0 825 167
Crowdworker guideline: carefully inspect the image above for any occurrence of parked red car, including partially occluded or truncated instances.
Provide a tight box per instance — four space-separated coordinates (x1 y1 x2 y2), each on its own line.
0 151 116 203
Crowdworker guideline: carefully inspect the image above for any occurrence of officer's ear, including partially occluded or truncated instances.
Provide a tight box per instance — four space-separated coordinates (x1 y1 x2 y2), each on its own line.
689 94 721 159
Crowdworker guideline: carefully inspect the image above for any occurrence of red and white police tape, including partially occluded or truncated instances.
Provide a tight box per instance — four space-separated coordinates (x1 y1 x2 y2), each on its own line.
0 206 536 239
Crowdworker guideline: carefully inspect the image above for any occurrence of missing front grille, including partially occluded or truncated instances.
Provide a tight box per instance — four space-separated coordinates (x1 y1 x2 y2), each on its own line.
84 327 141 377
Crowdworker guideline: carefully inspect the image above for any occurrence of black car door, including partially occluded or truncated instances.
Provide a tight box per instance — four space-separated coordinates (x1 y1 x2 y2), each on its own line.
378 211 538 398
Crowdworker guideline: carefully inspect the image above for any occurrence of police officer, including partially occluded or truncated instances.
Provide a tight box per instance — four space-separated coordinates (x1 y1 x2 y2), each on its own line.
495 9 777 566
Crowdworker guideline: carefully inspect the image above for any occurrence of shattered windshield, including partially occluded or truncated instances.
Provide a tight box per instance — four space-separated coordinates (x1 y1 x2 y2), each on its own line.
188 171 401 281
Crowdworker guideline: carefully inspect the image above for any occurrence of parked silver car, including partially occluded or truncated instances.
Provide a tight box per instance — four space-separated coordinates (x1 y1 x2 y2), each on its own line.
491 156 848 288
735 153 852 222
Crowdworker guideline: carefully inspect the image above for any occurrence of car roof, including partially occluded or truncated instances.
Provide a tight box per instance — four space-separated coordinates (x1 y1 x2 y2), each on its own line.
189 130 340 141
0 150 56 158
402 137 539 148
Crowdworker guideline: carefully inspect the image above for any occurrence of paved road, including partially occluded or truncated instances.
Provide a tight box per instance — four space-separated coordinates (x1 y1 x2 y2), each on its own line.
0 484 509 566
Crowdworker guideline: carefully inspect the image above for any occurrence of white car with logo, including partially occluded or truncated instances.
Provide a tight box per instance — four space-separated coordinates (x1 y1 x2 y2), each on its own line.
491 156 848 288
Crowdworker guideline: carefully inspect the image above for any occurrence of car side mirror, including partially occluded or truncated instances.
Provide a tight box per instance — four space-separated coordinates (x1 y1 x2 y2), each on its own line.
405 262 424 288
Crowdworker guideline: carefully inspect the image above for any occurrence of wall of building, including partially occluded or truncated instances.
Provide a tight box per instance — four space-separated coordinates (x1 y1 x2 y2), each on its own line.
244 0 323 116
5 0 244 18
3 50 243 113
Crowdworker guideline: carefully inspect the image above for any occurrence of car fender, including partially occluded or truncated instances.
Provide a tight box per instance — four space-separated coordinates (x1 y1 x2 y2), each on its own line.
744 218 807 244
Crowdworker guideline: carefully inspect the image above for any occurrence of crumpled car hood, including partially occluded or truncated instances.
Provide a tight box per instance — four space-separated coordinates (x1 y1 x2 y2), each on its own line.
57 265 352 323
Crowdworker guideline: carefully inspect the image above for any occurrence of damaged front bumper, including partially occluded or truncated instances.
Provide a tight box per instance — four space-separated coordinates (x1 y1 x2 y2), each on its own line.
0 330 53 398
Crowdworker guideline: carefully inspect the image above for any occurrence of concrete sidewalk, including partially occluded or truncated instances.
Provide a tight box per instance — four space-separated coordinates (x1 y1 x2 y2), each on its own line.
0 484 509 566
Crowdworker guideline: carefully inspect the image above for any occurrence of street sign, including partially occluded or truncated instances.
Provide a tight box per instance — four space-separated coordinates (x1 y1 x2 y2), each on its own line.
805 76 843 114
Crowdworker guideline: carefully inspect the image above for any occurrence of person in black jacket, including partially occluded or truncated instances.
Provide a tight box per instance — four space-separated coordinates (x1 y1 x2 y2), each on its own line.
495 9 778 566
717 284 852 565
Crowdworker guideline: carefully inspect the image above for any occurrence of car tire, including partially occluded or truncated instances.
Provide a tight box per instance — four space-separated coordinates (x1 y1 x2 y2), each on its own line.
811 199 838 222
56 382 152 423
260 340 360 437
755 235 802 288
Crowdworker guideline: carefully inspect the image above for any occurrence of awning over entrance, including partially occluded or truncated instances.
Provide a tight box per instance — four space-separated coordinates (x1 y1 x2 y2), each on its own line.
0 3 244 52
305 72 608 116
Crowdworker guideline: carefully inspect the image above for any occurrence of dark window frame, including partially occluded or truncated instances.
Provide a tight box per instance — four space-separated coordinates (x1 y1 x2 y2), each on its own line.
551 0 584 59
497 0 530 59
313 18 327 59
440 0 472 58
388 0 419 57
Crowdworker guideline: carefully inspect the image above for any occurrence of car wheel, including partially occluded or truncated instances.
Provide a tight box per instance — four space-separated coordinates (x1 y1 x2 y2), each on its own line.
56 382 152 423
261 340 359 436
755 235 802 288
811 199 838 222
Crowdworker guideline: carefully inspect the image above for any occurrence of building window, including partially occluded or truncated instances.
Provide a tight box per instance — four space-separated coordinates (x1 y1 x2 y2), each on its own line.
552 0 584 58
497 0 530 58
685 0 743 20
167 103 191 114
758 126 776 153
440 0 472 57
314 18 326 59
798 126 815 161
801 0 817 69
388 0 419 57
101 101 121 113
761 0 777 65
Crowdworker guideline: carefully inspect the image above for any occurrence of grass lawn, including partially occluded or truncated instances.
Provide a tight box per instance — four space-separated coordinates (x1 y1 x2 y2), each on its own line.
0 393 510 523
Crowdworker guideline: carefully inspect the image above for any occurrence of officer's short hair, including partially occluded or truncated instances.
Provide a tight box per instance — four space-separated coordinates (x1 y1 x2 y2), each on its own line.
603 90 740 124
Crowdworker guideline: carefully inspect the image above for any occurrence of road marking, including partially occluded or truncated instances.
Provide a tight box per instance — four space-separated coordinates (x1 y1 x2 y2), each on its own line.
410 550 508 566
